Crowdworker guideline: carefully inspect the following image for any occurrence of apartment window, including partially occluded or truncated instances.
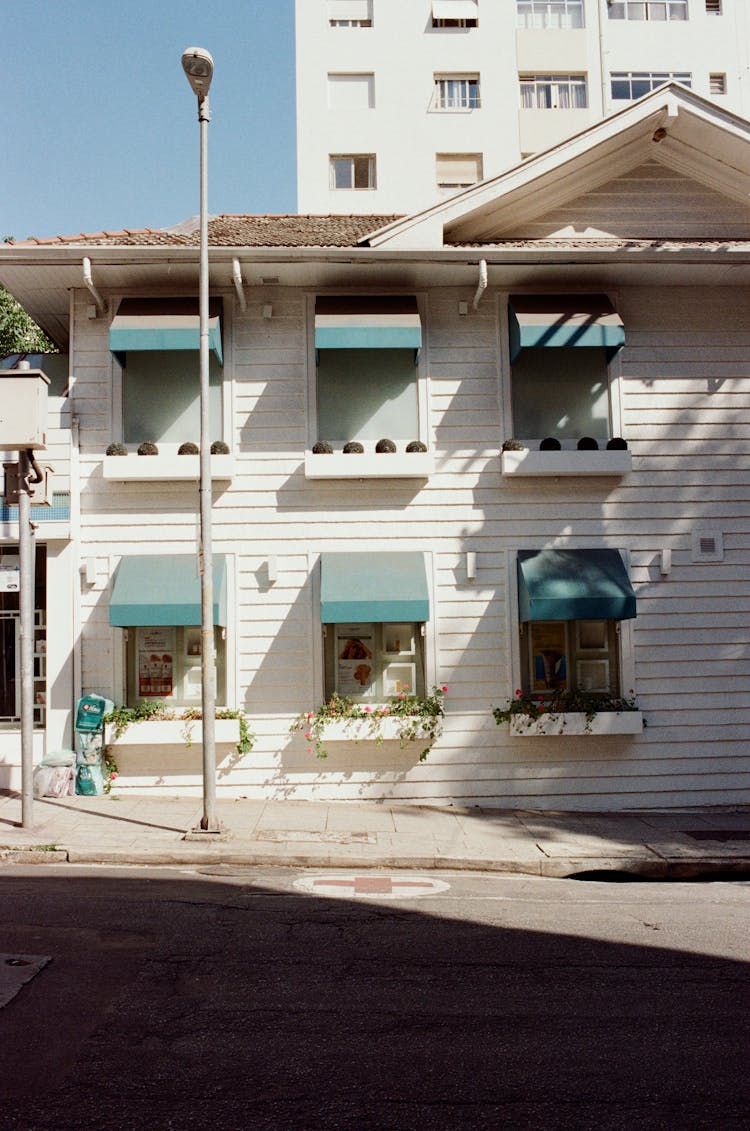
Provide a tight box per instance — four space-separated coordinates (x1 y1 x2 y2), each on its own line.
610 71 691 99
327 73 374 109
608 1 688 19
324 622 426 701
520 73 588 108
329 154 376 190
705 0 722 12
431 0 479 27
436 152 484 189
328 0 372 25
516 1 585 29
126 626 226 707
433 75 481 110
709 72 727 94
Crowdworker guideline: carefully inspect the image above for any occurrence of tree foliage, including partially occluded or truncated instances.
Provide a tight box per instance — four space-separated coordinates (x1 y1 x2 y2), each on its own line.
0 284 54 356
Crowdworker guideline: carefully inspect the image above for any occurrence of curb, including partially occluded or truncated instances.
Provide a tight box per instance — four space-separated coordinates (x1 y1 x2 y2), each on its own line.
2 845 748 878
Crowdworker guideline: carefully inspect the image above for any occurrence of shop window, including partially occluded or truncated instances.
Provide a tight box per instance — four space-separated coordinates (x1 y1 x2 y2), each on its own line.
126 626 226 708
521 619 621 699
324 622 425 701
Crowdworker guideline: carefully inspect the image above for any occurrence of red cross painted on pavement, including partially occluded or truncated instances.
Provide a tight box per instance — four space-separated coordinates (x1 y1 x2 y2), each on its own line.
313 876 435 895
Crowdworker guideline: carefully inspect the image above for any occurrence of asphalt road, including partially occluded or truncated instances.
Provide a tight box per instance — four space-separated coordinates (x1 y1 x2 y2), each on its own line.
1 865 748 1130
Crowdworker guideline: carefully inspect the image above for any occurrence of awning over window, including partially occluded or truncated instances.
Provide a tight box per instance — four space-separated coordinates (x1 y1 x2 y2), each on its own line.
110 554 227 627
517 549 636 622
432 0 478 17
331 0 371 17
315 296 422 350
109 298 223 365
509 295 624 362
321 552 429 623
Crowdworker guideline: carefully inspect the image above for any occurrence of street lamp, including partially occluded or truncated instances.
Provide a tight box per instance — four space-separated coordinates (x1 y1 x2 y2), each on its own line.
181 47 221 833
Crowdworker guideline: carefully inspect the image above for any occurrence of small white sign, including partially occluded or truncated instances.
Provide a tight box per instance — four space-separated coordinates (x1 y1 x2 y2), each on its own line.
0 556 20 593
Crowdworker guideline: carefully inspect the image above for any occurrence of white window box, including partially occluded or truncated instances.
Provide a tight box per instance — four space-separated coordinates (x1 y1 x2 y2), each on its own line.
103 454 234 482
304 451 434 480
105 718 240 748
320 716 422 742
509 711 643 736
501 449 632 477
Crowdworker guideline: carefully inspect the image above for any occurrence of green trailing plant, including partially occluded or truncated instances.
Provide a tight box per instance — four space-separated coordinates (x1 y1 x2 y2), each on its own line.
292 685 448 761
103 701 254 758
493 687 639 734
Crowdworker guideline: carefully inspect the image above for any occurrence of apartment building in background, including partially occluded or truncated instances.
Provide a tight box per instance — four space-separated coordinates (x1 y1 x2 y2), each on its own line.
295 0 750 213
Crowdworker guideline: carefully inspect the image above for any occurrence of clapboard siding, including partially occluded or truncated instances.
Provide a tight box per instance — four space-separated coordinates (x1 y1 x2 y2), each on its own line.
516 160 750 239
64 277 750 808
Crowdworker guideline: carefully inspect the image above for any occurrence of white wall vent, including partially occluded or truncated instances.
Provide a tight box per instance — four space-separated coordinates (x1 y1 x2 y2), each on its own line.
691 531 724 562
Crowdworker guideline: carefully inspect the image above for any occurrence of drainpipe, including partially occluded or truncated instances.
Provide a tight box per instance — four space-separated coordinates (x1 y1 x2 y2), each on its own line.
232 258 247 312
82 258 107 316
472 259 488 310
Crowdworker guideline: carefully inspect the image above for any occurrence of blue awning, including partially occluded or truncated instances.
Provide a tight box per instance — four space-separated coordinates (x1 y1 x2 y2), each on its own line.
321 552 429 623
110 554 227 627
509 295 624 362
517 549 636 622
315 296 422 350
109 298 223 365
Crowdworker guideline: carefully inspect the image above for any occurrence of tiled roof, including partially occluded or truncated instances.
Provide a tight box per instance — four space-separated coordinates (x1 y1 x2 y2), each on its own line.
12 215 403 249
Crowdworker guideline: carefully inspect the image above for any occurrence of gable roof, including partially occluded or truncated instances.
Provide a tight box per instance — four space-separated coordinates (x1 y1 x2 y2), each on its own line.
364 85 750 250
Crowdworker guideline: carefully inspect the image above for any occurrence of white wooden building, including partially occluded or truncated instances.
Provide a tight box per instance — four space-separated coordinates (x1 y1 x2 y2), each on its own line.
1 85 749 809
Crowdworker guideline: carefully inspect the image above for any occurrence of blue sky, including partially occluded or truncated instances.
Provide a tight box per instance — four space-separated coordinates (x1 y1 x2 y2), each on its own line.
3 0 297 241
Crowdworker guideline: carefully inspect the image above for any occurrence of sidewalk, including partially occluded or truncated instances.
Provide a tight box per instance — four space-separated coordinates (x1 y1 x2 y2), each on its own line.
1 791 750 877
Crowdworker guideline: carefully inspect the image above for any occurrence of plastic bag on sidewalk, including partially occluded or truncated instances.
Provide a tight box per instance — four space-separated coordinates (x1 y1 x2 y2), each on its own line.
34 764 75 798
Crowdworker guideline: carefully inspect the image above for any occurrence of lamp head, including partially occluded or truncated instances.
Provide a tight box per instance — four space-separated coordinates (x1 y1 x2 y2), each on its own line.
181 47 214 98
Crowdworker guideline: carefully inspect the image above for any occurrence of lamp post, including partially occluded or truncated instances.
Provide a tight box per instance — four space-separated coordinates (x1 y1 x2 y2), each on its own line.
181 47 220 833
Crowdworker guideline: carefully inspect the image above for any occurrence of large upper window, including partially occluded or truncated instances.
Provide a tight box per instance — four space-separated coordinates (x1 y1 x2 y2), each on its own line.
610 71 691 99
313 296 424 453
329 154 376 190
608 1 688 18
516 1 585 29
520 73 588 108
433 75 481 110
508 295 625 448
436 152 484 190
109 298 224 448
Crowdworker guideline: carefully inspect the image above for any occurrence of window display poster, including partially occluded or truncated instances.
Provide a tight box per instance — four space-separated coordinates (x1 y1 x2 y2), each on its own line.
531 622 568 691
335 624 375 697
0 556 20 593
137 627 176 697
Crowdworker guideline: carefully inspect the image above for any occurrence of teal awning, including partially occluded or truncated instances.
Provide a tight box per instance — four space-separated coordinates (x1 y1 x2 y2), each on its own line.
110 554 227 627
109 298 223 365
509 295 624 362
315 296 422 350
517 549 636 622
321 551 429 623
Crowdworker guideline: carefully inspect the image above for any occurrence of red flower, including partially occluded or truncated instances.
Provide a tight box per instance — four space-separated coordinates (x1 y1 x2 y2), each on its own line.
515 689 522 697
365 706 371 713
441 685 448 693
305 731 312 740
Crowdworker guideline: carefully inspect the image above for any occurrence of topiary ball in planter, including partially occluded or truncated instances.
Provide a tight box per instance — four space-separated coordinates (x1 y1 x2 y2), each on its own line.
539 437 561 451
312 440 333 454
343 441 364 454
502 439 525 451
137 441 159 456
210 440 230 455
406 440 427 453
375 438 397 453
106 441 127 456
606 436 628 450
577 436 599 450
178 441 199 455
